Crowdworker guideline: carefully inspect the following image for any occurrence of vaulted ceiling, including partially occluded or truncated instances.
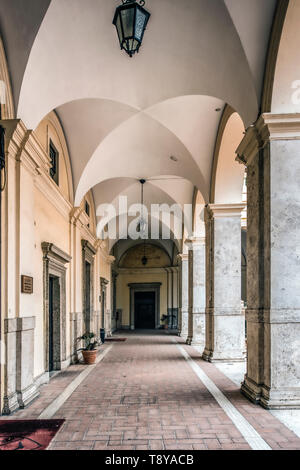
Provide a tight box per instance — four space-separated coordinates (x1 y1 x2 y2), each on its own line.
0 0 278 239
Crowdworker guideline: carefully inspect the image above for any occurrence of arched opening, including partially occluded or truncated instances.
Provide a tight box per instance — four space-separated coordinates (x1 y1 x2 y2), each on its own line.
111 239 179 331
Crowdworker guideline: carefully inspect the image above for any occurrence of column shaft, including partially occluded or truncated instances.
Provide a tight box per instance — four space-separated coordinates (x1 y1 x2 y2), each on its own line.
203 205 246 363
186 239 206 349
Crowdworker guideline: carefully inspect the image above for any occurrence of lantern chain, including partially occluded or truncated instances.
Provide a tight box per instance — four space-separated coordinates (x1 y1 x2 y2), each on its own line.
122 0 146 6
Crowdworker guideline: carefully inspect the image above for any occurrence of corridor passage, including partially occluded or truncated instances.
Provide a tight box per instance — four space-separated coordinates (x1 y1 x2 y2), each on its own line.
4 332 300 451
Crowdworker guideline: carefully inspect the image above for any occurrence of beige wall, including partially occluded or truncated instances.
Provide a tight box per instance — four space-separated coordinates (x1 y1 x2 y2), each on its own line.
0 115 112 412
116 270 168 327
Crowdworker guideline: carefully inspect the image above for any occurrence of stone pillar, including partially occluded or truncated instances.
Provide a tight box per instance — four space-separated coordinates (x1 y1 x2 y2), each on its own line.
203 204 246 363
3 317 39 414
178 254 189 340
236 113 300 409
172 267 179 329
186 238 206 350
166 268 173 327
70 313 82 364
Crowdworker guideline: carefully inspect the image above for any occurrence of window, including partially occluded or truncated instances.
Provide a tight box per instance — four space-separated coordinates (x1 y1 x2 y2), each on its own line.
49 140 59 185
85 201 90 217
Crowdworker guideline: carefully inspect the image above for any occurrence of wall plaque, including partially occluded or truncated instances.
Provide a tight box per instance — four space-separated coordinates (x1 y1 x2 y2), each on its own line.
21 275 33 294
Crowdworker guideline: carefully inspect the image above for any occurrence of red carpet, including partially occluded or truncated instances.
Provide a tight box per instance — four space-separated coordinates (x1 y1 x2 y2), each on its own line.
0 419 65 451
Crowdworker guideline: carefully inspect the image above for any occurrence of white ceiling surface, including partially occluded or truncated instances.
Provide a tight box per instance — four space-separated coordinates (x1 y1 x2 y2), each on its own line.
224 0 277 99
93 178 194 212
0 0 277 222
0 0 50 110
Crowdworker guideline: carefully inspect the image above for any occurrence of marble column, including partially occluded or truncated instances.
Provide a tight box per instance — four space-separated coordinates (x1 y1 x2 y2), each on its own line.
185 238 206 350
236 113 300 409
203 204 246 363
178 254 189 340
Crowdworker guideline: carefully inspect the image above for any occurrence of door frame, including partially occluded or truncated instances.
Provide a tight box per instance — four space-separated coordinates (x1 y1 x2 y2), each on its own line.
42 243 71 372
128 283 162 330
82 240 96 333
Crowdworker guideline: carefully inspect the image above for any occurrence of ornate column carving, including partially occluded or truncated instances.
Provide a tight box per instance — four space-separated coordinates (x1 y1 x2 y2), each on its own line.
203 204 246 363
236 113 300 409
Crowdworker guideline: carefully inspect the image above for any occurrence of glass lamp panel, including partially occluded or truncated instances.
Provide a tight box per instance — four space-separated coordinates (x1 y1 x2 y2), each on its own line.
133 39 139 52
115 14 123 45
135 8 147 41
120 6 135 39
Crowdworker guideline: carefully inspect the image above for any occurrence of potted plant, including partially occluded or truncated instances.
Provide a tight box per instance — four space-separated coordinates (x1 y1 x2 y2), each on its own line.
161 314 169 330
77 332 99 365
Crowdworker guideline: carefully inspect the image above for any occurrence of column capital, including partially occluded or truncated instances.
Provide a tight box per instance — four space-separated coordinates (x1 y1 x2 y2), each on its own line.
185 237 206 250
236 113 300 167
207 203 246 219
177 253 189 262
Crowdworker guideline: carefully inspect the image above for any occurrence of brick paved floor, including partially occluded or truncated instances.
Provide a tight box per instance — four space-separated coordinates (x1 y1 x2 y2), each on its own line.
3 332 300 450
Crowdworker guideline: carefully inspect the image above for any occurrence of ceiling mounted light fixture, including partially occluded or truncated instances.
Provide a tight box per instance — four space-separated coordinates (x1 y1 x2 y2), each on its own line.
113 0 151 58
137 179 147 235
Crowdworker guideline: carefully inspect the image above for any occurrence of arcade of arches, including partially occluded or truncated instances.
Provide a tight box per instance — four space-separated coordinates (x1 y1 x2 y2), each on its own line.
0 0 300 451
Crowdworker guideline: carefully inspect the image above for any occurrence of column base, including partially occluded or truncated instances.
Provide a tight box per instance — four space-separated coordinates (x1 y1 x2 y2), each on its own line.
240 376 262 405
2 393 19 416
241 376 300 409
203 348 246 363
186 336 192 346
260 386 300 410
180 333 188 341
17 383 40 409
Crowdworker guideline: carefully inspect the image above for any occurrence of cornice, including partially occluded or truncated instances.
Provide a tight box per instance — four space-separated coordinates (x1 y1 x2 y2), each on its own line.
236 113 300 166
81 239 97 256
177 253 189 262
207 203 246 219
0 119 28 158
41 242 71 265
185 237 206 249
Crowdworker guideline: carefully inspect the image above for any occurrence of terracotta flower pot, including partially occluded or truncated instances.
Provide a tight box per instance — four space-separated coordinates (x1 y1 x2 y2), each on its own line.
82 349 97 365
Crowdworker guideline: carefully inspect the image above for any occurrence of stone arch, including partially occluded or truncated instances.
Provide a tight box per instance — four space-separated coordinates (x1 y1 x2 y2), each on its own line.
0 35 14 119
210 105 245 204
261 0 289 113
263 0 300 114
192 189 206 238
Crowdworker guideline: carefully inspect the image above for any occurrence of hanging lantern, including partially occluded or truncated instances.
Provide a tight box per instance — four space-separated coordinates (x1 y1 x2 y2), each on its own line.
113 0 151 58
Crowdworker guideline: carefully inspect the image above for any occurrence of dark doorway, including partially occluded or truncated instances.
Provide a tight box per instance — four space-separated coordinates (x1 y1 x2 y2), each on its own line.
49 276 60 372
134 292 156 329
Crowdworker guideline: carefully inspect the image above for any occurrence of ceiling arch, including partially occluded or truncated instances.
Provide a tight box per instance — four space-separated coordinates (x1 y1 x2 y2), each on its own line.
271 0 300 113
212 109 245 204
107 214 182 254
16 0 261 130
75 109 210 205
